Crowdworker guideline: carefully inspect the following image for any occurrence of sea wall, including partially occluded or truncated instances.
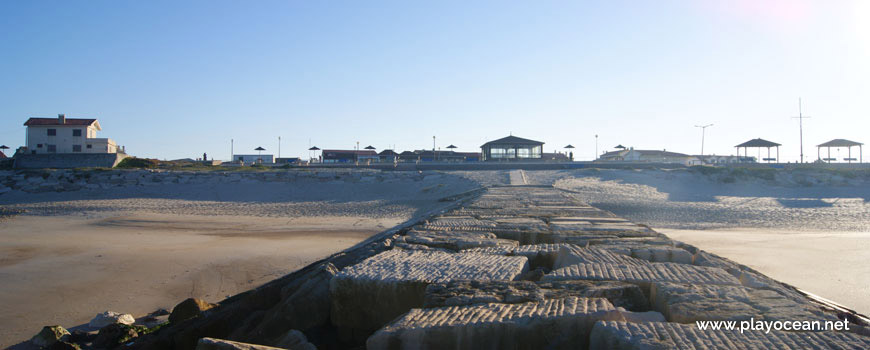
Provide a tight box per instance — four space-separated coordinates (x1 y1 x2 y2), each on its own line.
13 153 129 169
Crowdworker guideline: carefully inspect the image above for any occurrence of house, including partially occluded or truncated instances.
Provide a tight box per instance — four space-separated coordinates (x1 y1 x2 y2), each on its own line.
480 136 544 161
598 147 696 164
24 114 121 154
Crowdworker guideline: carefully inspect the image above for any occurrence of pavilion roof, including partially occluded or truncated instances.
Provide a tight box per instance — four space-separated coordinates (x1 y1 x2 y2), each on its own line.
817 139 863 147
735 138 781 148
481 135 544 148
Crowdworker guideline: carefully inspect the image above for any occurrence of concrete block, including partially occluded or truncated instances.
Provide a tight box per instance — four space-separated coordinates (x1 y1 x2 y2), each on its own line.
367 297 624 350
330 250 529 339
590 321 870 349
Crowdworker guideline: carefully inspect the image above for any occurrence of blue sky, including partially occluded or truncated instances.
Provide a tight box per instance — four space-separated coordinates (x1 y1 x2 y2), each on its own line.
1 0 867 161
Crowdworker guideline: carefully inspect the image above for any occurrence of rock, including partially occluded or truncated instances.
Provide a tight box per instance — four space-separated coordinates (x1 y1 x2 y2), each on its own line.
149 308 171 316
31 325 70 347
67 329 96 343
590 321 870 349
424 280 649 311
330 249 529 342
93 323 138 349
195 337 286 350
367 297 624 350
48 341 81 350
170 298 217 324
89 310 136 328
272 330 317 350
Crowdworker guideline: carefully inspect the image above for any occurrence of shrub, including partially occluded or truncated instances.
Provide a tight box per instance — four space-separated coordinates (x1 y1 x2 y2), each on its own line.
116 157 159 169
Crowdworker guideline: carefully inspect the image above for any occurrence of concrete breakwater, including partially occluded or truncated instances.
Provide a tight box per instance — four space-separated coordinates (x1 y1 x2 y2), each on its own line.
123 185 869 349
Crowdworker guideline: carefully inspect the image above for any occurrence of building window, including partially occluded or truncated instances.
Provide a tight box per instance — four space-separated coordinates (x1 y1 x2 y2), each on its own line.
73 129 82 137
37 144 43 148
47 129 56 136
47 145 56 153
86 144 92 149
73 145 82 152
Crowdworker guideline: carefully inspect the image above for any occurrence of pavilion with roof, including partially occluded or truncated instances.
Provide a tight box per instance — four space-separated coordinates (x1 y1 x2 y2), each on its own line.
480 135 544 161
816 139 863 163
735 138 780 163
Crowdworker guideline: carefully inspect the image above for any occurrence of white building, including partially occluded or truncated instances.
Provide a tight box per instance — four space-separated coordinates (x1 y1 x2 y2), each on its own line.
24 114 121 154
598 147 696 165
693 155 756 165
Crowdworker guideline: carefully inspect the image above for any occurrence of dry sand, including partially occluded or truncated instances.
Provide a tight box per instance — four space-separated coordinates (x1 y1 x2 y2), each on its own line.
0 173 477 347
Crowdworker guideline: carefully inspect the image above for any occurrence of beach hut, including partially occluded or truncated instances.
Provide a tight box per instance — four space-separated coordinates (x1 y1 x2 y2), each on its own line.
816 139 863 163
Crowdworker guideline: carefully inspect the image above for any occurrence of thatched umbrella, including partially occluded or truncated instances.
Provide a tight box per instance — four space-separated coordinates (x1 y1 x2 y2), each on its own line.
0 145 8 157
446 144 457 149
364 145 376 150
255 146 266 162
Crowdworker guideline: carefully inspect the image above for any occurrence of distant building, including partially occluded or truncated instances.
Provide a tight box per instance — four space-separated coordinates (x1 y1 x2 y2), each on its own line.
481 136 544 161
542 152 570 162
598 148 695 164
275 157 301 164
378 149 399 163
24 114 121 154
234 154 274 164
693 155 756 165
321 150 377 163
393 150 480 163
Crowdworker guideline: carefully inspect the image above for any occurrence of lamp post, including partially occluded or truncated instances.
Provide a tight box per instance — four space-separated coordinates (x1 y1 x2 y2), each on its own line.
594 134 598 160
433 136 436 161
694 124 713 157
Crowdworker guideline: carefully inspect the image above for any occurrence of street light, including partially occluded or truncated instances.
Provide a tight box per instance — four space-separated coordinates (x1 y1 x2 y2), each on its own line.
694 124 713 157
594 135 598 160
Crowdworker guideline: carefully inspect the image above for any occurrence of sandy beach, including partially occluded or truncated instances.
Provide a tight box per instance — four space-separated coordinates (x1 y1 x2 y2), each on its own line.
0 171 477 347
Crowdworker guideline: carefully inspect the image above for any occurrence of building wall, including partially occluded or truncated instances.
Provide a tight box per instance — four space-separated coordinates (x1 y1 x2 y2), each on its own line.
26 125 117 154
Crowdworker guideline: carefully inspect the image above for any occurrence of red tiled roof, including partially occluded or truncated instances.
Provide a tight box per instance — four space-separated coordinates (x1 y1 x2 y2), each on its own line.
24 117 97 126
